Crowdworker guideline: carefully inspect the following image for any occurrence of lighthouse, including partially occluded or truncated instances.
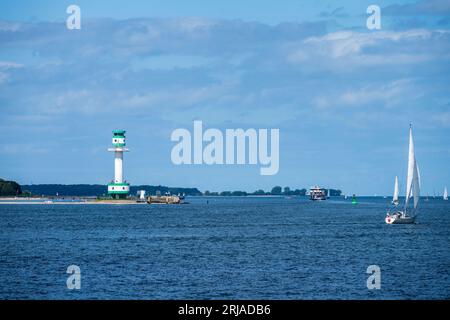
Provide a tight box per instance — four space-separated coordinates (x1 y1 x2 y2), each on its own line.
107 130 130 199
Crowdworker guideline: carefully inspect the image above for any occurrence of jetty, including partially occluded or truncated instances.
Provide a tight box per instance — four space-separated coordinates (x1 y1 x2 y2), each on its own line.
146 195 181 204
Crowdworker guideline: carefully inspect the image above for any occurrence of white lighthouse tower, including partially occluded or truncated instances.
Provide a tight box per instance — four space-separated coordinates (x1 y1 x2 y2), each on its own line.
107 130 130 199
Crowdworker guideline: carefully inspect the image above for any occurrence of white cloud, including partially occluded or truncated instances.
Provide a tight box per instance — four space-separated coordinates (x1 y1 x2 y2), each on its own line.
0 143 49 155
313 79 423 110
0 18 449 132
0 21 22 32
0 61 23 84
0 61 23 69
175 17 216 33
288 29 447 67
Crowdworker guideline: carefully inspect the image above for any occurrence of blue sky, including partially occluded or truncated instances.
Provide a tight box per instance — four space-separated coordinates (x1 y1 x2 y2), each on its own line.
0 0 449 195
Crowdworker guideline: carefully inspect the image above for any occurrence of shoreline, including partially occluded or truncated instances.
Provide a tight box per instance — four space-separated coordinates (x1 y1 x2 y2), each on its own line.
0 197 144 205
0 201 145 205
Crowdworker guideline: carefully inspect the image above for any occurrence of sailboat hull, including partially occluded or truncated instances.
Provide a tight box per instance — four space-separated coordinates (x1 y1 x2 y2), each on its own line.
385 212 416 224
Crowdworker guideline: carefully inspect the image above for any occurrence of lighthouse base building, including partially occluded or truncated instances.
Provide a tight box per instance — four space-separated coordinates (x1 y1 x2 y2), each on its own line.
107 130 130 199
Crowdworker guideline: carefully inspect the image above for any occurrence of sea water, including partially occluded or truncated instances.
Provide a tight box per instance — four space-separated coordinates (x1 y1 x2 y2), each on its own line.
0 197 449 299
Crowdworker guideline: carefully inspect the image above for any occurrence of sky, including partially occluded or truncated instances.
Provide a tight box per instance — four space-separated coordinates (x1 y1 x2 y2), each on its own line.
0 0 449 195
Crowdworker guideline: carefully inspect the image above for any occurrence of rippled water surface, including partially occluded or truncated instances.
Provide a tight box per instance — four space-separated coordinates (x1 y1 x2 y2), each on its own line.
1 197 449 299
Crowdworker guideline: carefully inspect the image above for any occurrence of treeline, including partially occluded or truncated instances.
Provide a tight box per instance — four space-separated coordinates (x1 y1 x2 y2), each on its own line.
7 180 341 197
0 178 22 196
20 184 202 196
204 186 342 196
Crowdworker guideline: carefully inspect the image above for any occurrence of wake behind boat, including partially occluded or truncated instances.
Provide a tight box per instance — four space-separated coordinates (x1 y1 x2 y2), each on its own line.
386 125 421 225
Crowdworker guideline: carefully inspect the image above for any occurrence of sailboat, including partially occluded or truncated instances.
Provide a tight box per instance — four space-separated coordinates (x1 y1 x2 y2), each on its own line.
444 187 448 201
385 125 420 224
392 176 399 206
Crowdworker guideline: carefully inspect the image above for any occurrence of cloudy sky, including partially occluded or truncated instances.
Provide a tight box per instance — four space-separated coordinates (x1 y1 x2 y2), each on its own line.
0 0 449 195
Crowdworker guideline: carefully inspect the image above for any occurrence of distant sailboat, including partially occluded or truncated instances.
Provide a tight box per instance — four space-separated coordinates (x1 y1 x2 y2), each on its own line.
386 125 420 224
444 187 448 201
392 176 399 206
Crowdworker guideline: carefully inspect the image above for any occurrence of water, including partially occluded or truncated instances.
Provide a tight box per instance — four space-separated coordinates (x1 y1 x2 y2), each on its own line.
1 197 449 299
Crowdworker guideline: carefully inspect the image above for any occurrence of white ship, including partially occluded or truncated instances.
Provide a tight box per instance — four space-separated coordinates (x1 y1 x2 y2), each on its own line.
309 186 327 201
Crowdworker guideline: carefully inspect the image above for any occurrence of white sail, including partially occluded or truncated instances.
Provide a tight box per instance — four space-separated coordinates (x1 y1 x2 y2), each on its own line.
393 176 399 204
404 125 420 212
444 187 448 200
413 162 420 209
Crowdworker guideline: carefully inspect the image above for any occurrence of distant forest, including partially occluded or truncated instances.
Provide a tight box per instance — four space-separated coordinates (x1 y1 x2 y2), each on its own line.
3 180 341 197
204 186 342 197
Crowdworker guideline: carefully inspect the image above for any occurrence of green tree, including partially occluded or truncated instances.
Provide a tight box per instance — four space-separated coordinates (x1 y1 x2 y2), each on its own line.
231 191 247 196
293 189 307 196
0 178 22 196
252 189 266 195
271 186 282 195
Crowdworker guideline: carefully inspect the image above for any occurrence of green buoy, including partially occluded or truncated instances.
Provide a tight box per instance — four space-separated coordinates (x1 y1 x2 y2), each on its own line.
351 194 358 204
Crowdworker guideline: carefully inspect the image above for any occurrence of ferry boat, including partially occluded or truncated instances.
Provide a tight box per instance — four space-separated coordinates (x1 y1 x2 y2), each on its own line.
309 186 327 201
